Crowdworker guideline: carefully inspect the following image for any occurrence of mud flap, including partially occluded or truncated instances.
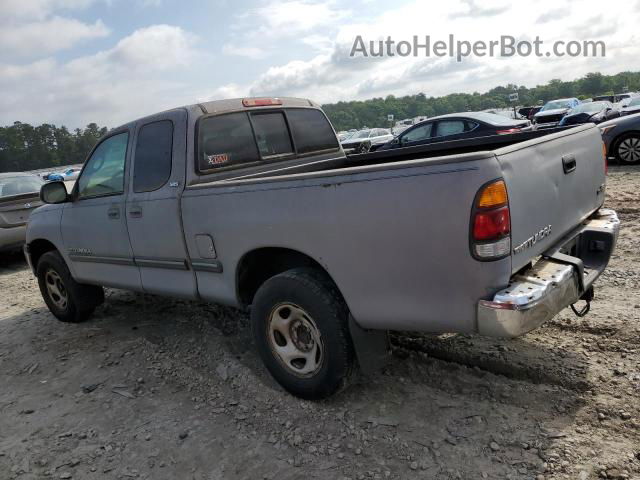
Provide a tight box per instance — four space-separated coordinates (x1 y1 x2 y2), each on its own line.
348 315 391 375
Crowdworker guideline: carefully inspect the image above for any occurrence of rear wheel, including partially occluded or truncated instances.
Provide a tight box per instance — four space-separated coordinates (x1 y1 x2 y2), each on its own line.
37 251 104 323
614 134 640 164
251 268 355 399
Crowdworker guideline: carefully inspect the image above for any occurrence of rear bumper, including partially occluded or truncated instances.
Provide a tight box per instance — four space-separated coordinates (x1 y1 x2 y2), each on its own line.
477 209 619 338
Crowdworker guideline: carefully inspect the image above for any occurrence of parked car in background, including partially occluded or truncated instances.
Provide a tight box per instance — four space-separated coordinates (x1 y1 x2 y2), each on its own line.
518 106 542 120
482 108 526 120
60 168 81 180
337 131 354 142
533 98 581 127
341 128 393 153
620 97 640 116
559 101 619 126
44 167 81 182
600 113 640 164
0 173 43 253
374 112 530 152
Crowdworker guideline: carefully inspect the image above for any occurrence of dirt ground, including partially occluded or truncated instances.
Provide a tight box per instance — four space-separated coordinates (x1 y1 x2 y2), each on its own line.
1 166 639 480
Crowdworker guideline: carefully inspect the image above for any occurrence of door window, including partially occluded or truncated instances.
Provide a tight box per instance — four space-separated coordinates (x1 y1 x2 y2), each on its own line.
435 120 466 137
77 132 129 199
133 121 173 193
401 123 433 143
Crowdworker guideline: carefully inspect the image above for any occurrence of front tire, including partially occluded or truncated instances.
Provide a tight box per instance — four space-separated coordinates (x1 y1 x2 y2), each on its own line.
251 268 355 399
36 251 104 323
614 133 640 164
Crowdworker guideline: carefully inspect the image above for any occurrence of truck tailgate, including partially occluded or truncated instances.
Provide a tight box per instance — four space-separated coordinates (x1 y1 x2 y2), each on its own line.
495 124 606 272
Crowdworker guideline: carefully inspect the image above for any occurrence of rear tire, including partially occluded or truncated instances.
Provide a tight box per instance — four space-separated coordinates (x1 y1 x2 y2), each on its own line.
614 133 640 164
250 268 355 399
36 251 104 323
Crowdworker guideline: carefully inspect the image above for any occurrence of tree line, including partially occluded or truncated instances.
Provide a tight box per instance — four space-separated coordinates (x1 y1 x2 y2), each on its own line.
2 70 639 172
323 71 640 131
0 122 108 173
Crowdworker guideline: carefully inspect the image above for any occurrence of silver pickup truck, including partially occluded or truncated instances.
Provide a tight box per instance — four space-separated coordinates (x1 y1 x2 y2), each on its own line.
25 97 619 399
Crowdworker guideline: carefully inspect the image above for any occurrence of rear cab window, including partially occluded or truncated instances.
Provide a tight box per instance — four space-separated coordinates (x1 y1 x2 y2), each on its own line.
197 107 339 174
133 120 174 193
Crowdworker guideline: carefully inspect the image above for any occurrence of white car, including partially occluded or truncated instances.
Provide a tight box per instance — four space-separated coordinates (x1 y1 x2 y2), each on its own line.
340 128 394 154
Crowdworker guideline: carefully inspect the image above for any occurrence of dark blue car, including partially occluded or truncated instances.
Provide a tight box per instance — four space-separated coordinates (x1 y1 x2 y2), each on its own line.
375 112 529 152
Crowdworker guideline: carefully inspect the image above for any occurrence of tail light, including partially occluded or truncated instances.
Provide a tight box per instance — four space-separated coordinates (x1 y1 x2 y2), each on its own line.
496 128 521 135
471 179 511 260
602 141 608 175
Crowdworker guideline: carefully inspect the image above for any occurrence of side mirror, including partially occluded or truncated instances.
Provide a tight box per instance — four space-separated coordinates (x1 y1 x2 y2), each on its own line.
40 181 69 204
392 137 400 145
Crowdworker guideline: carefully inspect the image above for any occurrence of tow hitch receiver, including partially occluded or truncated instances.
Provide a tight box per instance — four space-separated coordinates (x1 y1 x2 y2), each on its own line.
571 286 594 317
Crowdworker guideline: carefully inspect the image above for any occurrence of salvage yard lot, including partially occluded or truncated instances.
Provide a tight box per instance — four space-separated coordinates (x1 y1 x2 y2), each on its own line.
1 166 639 480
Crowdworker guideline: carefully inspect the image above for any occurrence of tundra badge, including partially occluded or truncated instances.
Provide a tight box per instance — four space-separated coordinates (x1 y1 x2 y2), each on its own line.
513 225 552 255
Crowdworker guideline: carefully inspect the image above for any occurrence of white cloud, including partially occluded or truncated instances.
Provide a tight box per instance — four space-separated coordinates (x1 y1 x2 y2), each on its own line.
222 44 264 59
0 25 201 127
207 0 640 106
250 0 348 33
0 16 110 55
0 0 96 20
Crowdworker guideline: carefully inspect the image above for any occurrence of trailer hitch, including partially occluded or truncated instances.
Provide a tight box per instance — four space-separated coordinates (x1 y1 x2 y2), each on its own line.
571 286 594 318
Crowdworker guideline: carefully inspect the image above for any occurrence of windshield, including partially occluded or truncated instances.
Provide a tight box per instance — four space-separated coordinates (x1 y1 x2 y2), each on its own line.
570 102 607 114
0 176 43 198
542 100 572 111
352 130 371 139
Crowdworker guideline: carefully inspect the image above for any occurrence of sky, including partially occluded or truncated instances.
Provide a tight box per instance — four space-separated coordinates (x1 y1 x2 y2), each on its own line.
1 0 639 128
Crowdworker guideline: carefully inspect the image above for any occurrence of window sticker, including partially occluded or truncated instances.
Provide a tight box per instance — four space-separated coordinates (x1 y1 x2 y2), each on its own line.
206 153 229 166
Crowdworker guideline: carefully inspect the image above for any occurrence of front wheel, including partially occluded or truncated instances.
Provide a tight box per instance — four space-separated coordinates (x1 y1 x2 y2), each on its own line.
614 134 640 164
37 251 104 323
251 268 355 399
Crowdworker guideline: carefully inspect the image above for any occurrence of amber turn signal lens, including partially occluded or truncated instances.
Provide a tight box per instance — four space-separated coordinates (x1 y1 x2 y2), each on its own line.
477 180 508 208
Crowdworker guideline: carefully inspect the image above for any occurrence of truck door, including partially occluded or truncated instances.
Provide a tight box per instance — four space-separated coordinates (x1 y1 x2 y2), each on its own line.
124 109 197 298
60 128 141 290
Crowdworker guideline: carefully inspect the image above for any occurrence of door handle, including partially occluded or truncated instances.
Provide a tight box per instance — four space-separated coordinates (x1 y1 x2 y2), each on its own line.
562 154 577 174
129 206 143 218
107 206 120 219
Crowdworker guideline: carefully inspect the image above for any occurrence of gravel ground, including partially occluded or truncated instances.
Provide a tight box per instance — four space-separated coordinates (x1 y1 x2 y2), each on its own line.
1 166 639 480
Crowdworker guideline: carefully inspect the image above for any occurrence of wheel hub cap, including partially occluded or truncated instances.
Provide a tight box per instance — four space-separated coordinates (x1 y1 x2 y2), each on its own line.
267 303 323 377
619 137 640 163
45 269 68 310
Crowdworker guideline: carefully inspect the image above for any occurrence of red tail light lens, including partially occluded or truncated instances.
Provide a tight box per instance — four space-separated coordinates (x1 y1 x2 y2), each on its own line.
471 179 511 260
496 128 521 135
473 206 510 240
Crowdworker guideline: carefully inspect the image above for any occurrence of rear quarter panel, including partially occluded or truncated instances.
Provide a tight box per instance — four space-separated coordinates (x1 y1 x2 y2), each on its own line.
181 154 511 333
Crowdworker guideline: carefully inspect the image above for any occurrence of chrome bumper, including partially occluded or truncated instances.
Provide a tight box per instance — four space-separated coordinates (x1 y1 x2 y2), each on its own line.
477 209 620 338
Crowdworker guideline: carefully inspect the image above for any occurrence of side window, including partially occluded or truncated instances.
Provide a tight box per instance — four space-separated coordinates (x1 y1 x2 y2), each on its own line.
287 108 339 154
465 121 478 132
133 120 173 193
77 132 129 199
436 120 466 137
250 112 293 158
401 123 433 143
199 112 259 172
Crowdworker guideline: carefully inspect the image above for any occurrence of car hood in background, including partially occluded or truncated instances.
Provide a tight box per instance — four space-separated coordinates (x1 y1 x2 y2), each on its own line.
534 108 569 119
621 106 640 116
561 112 602 125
